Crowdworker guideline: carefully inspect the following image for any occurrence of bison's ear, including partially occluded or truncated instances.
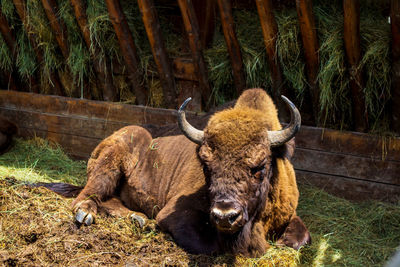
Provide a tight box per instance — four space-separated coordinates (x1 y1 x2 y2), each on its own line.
198 144 214 162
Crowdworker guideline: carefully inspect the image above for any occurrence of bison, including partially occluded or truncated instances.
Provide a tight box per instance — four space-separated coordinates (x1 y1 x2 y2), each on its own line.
71 88 311 256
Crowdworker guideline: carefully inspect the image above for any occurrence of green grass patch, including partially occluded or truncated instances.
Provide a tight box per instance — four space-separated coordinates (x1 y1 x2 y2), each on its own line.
0 138 86 185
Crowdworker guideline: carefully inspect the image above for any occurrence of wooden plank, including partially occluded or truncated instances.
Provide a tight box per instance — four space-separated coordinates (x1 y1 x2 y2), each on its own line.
5 103 399 187
391 0 400 133
255 0 289 120
137 0 177 109
2 91 400 161
105 0 147 104
177 0 212 110
217 0 246 95
296 0 321 124
293 148 400 186
0 91 192 125
343 0 368 132
296 170 400 203
2 91 400 160
295 126 400 162
0 108 127 140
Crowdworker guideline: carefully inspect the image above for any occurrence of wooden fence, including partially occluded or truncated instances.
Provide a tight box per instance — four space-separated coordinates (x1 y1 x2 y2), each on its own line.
1 90 399 203
0 0 399 133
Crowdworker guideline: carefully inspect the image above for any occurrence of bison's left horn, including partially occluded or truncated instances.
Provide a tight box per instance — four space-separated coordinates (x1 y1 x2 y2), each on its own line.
268 96 301 147
178 97 204 145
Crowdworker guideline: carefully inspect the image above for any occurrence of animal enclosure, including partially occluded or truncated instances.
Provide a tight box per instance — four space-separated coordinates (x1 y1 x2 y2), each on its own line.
0 0 400 265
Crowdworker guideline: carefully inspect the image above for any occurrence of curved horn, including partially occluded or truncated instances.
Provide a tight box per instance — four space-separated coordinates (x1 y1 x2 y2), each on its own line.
177 97 204 145
268 96 301 147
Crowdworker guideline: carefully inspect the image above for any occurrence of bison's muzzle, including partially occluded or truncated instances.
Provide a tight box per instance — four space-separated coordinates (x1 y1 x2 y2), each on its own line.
210 201 244 234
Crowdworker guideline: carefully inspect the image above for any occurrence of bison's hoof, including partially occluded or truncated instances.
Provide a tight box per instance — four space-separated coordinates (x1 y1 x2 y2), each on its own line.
130 213 147 228
75 209 95 226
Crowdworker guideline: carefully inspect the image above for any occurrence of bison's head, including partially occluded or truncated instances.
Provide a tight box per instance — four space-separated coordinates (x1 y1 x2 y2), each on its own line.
178 89 300 235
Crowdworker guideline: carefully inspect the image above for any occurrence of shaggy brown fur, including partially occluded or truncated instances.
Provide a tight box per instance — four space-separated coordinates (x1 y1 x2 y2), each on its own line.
71 89 310 256
0 116 17 155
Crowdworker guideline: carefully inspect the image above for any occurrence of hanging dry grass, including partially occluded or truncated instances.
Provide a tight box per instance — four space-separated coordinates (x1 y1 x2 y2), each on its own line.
0 0 395 133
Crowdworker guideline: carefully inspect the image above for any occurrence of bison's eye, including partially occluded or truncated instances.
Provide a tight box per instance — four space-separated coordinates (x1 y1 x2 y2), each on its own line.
251 166 266 181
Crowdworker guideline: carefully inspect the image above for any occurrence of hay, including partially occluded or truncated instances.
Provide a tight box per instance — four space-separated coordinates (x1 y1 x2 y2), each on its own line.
0 138 86 185
0 0 394 130
0 138 399 266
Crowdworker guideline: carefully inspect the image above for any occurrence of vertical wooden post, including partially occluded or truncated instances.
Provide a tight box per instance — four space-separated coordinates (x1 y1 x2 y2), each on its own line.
69 0 91 49
137 0 177 109
192 0 216 48
69 0 116 101
41 0 69 59
343 0 368 132
296 0 321 124
0 11 16 55
0 9 20 91
177 0 212 110
217 0 246 96
12 0 65 96
255 0 289 120
105 0 148 105
391 0 400 133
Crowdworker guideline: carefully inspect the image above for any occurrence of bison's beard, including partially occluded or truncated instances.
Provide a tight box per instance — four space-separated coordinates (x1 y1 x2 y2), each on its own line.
216 218 255 255
214 194 269 255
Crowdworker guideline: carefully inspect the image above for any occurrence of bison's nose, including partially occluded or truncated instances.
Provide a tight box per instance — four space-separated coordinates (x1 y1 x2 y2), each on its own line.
211 202 243 232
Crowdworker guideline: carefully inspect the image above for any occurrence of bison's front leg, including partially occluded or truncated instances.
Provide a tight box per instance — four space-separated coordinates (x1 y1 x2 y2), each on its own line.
72 126 150 226
101 197 148 228
276 216 311 250
72 143 124 225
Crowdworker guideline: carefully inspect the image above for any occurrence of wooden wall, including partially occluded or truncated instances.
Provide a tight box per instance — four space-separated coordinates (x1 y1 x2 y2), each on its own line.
1 90 399 203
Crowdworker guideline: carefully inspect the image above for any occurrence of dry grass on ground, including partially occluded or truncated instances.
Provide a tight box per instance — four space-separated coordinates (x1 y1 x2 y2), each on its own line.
1 138 399 266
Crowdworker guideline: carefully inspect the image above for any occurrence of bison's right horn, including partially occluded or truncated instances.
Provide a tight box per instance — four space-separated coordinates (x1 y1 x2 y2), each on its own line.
178 98 204 145
268 96 301 147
